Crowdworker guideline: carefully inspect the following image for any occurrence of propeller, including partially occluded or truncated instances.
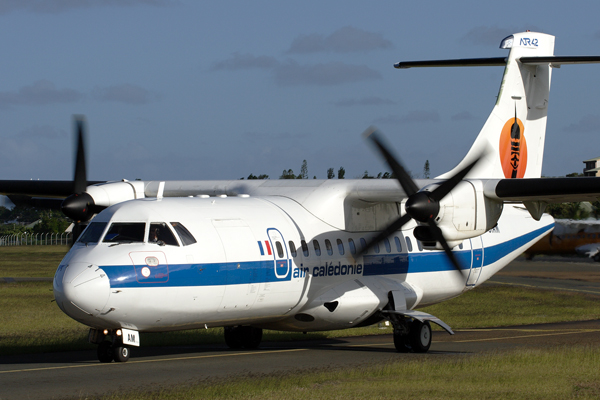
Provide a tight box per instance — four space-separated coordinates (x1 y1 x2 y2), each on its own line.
358 127 480 272
61 116 96 241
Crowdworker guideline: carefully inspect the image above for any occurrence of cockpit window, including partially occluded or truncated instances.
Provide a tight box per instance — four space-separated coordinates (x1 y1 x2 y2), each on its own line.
170 222 197 246
77 222 107 244
148 222 179 246
103 223 146 243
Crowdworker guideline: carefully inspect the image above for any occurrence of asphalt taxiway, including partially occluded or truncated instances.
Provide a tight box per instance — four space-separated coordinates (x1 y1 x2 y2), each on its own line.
1 256 600 400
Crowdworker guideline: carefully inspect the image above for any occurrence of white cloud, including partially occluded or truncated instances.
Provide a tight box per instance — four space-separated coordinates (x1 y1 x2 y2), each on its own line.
287 26 393 54
0 80 83 107
273 61 381 86
92 83 159 104
562 114 600 133
373 110 441 125
334 96 396 107
211 53 279 71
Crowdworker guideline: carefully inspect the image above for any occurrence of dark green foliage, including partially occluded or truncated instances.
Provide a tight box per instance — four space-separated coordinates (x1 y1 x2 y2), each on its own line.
246 173 269 180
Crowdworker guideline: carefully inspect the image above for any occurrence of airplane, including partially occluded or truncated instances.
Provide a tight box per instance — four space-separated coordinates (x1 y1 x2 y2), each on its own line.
525 218 600 261
3 31 600 363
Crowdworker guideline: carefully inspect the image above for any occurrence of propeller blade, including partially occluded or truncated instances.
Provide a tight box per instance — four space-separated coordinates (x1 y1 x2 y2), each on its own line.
357 213 413 258
363 127 419 196
429 156 480 202
61 116 96 226
362 127 483 275
426 220 462 272
73 116 87 195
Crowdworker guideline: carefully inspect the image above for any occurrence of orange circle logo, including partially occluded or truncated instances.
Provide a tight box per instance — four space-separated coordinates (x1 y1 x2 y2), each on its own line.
499 117 527 178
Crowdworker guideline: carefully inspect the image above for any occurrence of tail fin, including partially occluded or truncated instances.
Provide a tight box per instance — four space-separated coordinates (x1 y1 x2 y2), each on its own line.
407 32 557 179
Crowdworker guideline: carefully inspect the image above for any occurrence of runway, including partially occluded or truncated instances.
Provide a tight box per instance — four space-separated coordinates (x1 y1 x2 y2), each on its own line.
1 256 600 400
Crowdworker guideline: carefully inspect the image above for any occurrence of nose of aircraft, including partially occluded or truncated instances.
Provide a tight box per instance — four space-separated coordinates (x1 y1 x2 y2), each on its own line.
54 262 111 322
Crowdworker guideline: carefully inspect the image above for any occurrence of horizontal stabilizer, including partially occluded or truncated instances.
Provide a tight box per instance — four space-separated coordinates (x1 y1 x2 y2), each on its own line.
395 56 600 69
520 56 600 66
394 57 506 69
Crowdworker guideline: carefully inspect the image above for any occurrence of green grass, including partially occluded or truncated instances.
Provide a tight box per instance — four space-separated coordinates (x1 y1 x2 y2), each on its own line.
0 246 68 277
2 246 600 357
96 346 600 399
2 280 600 356
421 285 600 328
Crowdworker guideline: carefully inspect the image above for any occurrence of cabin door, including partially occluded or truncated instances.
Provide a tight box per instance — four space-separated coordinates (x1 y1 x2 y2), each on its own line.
467 237 483 286
267 228 290 279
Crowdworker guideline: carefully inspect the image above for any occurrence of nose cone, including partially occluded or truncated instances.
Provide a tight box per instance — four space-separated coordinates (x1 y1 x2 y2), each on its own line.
54 262 110 324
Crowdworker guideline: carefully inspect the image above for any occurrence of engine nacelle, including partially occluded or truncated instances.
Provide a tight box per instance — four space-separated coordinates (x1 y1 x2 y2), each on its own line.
416 180 503 247
86 180 146 208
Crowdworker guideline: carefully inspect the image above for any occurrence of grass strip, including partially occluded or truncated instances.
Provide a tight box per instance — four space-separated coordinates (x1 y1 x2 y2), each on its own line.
2 280 600 356
0 246 68 278
95 345 600 399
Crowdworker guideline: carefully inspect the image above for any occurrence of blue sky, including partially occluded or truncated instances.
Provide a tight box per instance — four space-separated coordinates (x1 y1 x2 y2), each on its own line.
1 0 600 183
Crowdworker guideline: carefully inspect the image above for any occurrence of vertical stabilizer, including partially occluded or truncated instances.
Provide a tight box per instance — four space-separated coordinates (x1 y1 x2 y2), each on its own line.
437 32 555 180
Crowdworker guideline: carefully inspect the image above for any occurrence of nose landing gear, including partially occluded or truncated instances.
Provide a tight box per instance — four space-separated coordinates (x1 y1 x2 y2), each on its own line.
90 328 131 363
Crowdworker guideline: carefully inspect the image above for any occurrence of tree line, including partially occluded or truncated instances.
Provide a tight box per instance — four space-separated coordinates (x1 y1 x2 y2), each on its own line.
244 159 432 180
1 163 597 236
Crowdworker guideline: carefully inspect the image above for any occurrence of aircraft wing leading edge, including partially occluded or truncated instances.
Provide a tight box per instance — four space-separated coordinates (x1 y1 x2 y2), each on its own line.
485 177 600 203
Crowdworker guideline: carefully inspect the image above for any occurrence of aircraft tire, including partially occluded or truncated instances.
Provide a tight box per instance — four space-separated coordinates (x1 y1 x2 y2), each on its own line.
240 327 262 349
113 345 130 363
409 320 432 353
224 326 244 349
97 340 114 363
393 332 411 353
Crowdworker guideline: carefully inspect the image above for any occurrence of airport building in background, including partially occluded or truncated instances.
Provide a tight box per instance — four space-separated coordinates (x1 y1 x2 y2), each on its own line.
583 157 600 176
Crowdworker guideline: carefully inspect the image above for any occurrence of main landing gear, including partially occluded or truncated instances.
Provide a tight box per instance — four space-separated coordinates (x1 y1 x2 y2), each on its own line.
89 328 131 363
389 315 432 353
224 326 263 349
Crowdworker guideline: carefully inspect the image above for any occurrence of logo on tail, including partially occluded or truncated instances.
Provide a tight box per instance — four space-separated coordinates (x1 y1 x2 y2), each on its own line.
499 114 527 178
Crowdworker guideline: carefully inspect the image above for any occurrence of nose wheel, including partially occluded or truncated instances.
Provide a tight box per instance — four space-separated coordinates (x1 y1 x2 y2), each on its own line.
91 329 132 363
97 339 131 363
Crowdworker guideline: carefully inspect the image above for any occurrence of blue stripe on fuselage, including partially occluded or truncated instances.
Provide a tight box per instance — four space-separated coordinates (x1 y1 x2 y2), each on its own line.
103 223 553 288
363 222 553 275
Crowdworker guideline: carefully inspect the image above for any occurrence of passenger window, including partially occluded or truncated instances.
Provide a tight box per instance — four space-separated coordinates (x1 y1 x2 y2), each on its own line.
405 236 413 252
374 242 380 254
348 238 356 255
313 240 321 256
78 222 107 244
170 222 197 246
394 236 402 252
417 240 423 251
276 241 284 258
148 222 179 246
301 240 309 257
384 238 391 253
360 238 367 253
104 222 145 243
459 242 463 250
337 239 345 255
325 239 333 256
289 241 297 257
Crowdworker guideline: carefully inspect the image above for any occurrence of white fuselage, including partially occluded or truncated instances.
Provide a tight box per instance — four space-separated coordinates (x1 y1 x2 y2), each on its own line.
53 196 553 333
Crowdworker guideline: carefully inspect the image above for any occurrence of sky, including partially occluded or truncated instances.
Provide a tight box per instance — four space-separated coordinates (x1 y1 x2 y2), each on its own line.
2 0 600 184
